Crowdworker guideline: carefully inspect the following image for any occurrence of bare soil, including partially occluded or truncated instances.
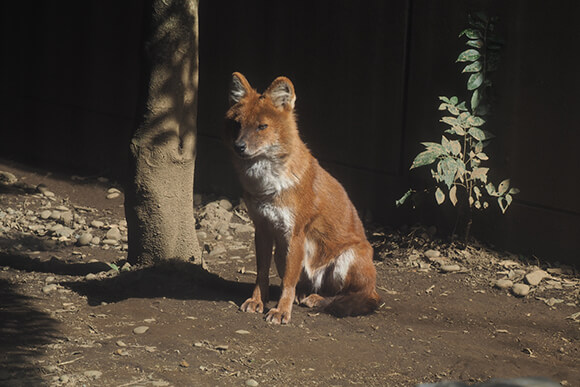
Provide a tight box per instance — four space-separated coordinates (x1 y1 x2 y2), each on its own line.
0 159 578 387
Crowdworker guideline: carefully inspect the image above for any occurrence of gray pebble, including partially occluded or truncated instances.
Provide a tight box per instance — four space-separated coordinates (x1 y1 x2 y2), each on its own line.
106 192 120 199
42 284 58 293
512 283 530 297
424 249 441 259
440 264 461 273
77 232 93 246
102 239 119 246
106 227 122 241
133 326 149 334
91 220 105 228
40 210 52 220
525 270 548 286
245 379 259 387
85 273 97 281
493 279 513 290
0 171 18 184
91 236 101 245
218 198 233 211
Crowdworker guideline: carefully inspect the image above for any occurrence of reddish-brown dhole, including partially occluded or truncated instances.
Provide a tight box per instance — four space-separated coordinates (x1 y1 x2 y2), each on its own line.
225 72 380 324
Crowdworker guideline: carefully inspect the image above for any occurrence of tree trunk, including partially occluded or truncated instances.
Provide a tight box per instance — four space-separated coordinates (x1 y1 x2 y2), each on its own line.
125 0 201 265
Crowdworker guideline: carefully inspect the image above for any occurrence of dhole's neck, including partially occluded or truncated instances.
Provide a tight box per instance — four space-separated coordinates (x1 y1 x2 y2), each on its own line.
237 137 310 199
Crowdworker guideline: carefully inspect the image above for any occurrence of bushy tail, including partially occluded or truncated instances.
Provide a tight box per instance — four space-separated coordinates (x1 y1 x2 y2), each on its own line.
322 289 381 317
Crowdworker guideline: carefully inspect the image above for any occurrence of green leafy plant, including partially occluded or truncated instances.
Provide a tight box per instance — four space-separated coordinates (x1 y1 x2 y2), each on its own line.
397 13 518 241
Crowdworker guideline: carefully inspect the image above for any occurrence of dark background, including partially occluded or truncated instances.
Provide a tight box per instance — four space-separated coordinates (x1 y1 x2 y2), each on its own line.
0 1 578 264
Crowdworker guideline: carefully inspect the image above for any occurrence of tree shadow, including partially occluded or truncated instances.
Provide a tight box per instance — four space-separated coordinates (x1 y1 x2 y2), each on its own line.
0 277 61 385
62 260 279 307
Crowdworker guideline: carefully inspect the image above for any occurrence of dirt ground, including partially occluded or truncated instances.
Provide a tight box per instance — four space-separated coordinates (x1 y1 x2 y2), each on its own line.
0 159 578 387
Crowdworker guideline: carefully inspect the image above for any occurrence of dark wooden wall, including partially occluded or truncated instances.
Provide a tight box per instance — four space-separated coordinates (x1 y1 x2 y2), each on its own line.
0 1 578 264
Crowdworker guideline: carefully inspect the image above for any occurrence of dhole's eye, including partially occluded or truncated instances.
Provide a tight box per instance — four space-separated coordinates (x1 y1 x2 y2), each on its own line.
257 124 268 131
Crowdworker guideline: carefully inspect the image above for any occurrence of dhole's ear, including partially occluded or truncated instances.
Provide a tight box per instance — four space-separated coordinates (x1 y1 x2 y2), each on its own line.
264 76 296 110
230 72 252 105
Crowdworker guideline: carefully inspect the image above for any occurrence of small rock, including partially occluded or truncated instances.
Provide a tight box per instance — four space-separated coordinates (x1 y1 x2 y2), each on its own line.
179 360 190 368
424 249 441 259
133 326 149 334
54 227 74 238
106 192 120 200
83 370 102 380
116 340 127 347
91 220 105 228
208 243 227 259
232 223 255 236
91 236 101 245
440 264 461 273
60 211 73 226
45 276 56 284
77 232 93 246
215 345 229 351
235 330 250 335
525 269 549 286
0 171 18 184
42 284 58 293
59 375 70 383
108 187 121 194
218 198 233 211
102 239 119 246
106 227 122 241
493 279 513 290
512 283 530 297
50 210 61 220
85 273 97 281
40 210 52 219
245 379 259 387
43 191 56 198
121 262 131 272
197 231 208 240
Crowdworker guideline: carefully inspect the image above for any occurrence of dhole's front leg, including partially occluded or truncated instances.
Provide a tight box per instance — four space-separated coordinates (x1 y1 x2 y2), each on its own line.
265 233 304 324
241 223 273 313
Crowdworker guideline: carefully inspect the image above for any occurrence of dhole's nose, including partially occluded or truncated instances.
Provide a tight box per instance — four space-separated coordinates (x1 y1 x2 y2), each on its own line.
233 141 247 155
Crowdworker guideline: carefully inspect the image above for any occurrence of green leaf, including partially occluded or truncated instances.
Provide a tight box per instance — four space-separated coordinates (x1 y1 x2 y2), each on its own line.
486 182 497 196
473 185 482 199
438 96 451 103
456 49 480 62
471 89 481 111
456 101 468 111
505 193 513 207
498 179 510 195
450 140 461 156
471 167 489 183
438 158 458 189
476 152 489 160
438 103 448 111
396 189 414 207
463 61 483 73
107 263 120 272
468 127 486 141
459 28 481 39
410 149 442 169
467 115 486 127
467 72 484 90
449 185 458 206
450 96 459 105
498 197 508 214
474 141 483 153
441 116 459 126
508 187 520 195
435 187 445 205
421 142 447 153
466 39 484 49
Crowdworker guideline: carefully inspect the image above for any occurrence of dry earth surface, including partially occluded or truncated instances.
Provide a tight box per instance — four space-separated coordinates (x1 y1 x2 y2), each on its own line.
0 159 579 387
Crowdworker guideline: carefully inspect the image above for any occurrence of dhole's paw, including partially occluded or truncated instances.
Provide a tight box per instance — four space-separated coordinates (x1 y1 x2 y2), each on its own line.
299 293 326 308
240 298 264 313
265 308 291 324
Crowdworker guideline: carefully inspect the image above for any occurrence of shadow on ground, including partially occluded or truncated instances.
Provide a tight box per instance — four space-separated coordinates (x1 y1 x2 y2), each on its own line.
0 277 61 385
62 261 279 307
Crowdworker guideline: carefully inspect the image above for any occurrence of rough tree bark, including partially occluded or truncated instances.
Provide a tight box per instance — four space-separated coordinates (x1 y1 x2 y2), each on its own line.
125 0 201 265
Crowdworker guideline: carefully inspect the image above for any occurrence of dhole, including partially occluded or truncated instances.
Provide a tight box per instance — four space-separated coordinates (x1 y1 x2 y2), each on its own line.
225 72 380 324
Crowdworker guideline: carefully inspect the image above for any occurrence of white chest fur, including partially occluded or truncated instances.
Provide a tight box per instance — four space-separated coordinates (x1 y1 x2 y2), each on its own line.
249 201 294 234
241 157 296 197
